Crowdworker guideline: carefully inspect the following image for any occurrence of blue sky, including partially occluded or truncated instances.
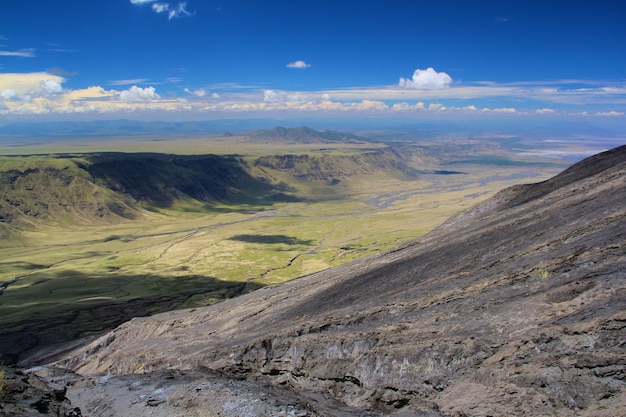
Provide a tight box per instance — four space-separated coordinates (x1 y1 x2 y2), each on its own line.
0 0 625 124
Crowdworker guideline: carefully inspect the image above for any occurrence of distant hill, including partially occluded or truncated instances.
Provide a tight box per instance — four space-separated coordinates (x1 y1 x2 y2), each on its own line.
51 145 626 416
245 126 372 143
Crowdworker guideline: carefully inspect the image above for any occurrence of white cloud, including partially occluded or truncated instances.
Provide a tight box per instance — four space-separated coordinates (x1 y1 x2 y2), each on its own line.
263 90 282 102
428 103 445 111
152 3 170 13
596 110 624 116
1 70 624 120
353 100 388 111
184 87 206 97
0 48 36 58
263 90 310 103
40 80 63 95
392 102 425 111
428 103 443 111
132 0 193 19
286 60 311 69
482 107 517 114
1 89 19 101
119 86 160 102
168 2 193 19
399 67 452 90
0 72 65 96
536 108 556 114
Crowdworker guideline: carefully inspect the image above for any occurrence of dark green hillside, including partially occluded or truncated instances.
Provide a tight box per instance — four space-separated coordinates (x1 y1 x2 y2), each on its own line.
85 153 290 209
0 153 301 234
1 147 423 234
0 156 137 229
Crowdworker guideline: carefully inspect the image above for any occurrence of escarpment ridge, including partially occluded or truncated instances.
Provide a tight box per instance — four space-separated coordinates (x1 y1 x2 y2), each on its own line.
27 145 626 416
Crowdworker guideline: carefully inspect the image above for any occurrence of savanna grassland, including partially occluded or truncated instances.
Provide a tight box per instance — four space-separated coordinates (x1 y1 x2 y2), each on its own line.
0 129 566 363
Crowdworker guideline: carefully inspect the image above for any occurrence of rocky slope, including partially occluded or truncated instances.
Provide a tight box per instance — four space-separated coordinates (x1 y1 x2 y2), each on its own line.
20 145 626 416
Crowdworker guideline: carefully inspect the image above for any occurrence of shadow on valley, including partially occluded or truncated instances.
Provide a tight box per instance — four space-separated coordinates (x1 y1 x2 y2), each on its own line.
85 153 303 210
0 269 263 365
229 234 315 245
0 152 305 228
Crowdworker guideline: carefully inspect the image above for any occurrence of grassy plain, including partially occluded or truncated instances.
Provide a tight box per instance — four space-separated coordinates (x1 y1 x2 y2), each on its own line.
0 134 565 361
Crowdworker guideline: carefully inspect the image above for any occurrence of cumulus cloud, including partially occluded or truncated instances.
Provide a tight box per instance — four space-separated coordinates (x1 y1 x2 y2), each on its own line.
0 72 65 97
392 102 426 111
184 87 206 97
130 0 157 4
286 60 311 69
40 79 63 95
1 89 19 101
536 108 556 114
119 86 160 102
428 103 446 111
399 67 452 90
1 69 624 119
353 100 388 111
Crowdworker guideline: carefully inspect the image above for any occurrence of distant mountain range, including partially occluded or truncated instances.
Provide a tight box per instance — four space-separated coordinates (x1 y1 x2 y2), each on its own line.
244 125 372 143
0 119 284 137
2 118 624 141
0 121 375 146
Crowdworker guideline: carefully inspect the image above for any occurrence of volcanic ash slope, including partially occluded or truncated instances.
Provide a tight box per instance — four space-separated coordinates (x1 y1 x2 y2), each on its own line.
55 145 626 416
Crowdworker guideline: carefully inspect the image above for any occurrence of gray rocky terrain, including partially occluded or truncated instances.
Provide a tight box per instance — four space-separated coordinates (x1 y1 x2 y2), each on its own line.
5 145 626 416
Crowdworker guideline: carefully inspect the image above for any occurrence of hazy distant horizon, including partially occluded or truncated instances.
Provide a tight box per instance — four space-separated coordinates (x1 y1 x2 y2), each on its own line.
1 118 623 165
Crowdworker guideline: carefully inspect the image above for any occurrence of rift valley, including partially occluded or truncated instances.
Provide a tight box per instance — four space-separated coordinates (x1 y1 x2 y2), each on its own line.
0 127 623 416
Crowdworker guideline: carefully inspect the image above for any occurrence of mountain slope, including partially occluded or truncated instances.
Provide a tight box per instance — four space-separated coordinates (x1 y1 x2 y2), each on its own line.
0 153 293 231
52 145 626 416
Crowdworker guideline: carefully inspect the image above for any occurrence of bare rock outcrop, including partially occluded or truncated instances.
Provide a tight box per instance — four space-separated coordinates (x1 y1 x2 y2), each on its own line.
0 367 82 417
44 145 626 416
